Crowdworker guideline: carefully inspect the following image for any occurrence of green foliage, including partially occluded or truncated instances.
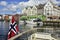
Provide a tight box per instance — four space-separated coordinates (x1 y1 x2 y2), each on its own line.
20 16 27 20
20 15 46 21
27 15 37 19
37 15 46 21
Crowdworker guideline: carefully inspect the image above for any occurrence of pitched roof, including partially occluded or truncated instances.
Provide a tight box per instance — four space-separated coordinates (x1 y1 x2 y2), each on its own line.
47 1 60 10
25 1 60 10
36 4 45 9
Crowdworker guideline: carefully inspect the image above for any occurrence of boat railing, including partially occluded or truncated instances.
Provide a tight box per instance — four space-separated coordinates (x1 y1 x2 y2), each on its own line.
9 28 58 40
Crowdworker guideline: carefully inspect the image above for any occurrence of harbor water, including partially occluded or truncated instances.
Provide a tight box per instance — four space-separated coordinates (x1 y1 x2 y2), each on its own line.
0 21 60 40
0 21 31 40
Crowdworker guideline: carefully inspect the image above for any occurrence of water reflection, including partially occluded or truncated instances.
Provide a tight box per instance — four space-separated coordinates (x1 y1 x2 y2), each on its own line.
0 21 60 40
0 21 9 40
0 21 33 40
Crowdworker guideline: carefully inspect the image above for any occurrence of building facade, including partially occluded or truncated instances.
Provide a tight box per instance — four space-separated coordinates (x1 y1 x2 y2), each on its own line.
44 1 60 20
22 6 37 16
44 1 53 16
22 1 60 20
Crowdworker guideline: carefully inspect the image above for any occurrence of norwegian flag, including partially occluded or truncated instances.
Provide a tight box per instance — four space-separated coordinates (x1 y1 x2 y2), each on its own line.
8 16 19 40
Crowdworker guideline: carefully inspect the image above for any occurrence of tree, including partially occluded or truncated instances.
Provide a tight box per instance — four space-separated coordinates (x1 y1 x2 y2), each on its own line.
37 15 46 21
20 16 27 20
20 16 27 25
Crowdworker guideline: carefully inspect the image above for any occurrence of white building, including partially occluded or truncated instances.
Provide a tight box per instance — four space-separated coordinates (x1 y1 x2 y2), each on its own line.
44 1 53 16
22 1 60 20
44 1 60 20
22 6 37 16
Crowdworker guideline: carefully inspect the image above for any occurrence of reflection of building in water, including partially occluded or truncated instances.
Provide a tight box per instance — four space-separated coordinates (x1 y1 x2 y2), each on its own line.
10 27 59 40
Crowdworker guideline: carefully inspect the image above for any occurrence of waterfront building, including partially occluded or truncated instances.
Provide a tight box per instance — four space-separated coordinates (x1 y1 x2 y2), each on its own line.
9 15 12 20
0 14 20 21
2 15 5 20
44 1 60 20
22 1 60 20
4 15 9 20
0 15 2 19
22 4 45 16
22 6 37 16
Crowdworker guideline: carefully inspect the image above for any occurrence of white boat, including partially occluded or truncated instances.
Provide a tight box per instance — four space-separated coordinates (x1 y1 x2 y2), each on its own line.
28 32 57 40
19 21 24 25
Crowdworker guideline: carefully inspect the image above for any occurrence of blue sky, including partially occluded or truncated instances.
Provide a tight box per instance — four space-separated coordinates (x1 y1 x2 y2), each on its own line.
0 0 60 15
0 0 29 15
0 0 29 3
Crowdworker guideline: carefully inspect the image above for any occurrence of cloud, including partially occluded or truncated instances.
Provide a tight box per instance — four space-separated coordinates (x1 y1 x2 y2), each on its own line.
18 2 26 10
0 4 17 12
51 0 59 4
18 0 48 10
16 11 21 14
7 4 17 11
0 0 60 14
0 0 59 10
18 0 60 10
0 1 7 6
0 8 8 12
18 0 47 7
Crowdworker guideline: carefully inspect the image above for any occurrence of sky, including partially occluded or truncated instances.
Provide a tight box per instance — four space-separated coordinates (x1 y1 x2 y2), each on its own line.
0 0 60 15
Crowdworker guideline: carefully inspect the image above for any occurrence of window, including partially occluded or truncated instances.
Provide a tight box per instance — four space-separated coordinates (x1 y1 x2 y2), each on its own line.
59 17 60 19
47 13 49 15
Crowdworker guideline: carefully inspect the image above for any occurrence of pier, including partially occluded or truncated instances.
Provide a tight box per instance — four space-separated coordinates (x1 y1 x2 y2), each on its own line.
43 21 60 27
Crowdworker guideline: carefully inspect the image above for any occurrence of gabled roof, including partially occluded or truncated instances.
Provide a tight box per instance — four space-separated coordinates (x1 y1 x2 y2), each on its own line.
25 6 33 9
36 1 60 10
53 6 60 10
25 1 60 10
36 4 45 9
45 0 60 10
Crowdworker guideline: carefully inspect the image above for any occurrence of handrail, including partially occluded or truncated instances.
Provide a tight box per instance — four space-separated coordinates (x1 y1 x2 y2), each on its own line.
9 28 53 40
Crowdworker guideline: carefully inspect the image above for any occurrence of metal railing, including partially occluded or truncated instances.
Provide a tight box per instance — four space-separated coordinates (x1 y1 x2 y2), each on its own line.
9 28 55 40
